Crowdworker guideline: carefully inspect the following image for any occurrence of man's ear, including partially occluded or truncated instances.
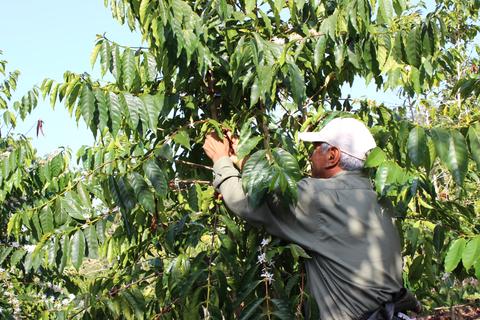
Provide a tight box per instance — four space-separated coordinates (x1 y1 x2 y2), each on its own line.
328 147 341 167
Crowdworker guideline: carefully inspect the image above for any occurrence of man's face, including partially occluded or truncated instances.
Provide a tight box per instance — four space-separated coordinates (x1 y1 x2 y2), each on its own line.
309 142 330 178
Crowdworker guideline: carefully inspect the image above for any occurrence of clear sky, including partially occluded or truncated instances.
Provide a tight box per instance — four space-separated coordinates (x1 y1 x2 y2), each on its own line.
1 1 404 157
1 0 142 156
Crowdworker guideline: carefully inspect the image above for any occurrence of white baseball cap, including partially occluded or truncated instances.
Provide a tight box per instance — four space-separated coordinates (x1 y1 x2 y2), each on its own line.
298 117 376 160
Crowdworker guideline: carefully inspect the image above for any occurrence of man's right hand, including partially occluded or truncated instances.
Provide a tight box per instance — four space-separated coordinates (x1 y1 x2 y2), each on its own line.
203 132 231 164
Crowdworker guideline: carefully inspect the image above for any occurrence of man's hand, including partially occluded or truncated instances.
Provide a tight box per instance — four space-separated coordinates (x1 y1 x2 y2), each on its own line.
203 132 231 163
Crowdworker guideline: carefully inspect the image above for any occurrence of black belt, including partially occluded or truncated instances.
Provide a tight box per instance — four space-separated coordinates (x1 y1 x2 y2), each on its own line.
357 288 422 320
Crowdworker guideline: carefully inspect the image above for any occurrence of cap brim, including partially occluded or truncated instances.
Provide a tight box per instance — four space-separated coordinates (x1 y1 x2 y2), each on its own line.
298 132 326 142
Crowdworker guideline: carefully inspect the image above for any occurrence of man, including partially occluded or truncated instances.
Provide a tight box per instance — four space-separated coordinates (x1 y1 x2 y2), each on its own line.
203 117 404 319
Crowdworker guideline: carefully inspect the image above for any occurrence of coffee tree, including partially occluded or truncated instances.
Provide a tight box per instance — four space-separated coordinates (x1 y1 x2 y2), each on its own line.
1 0 480 318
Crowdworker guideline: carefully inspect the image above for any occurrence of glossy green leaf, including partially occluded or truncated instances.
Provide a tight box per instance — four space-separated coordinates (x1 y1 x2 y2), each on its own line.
173 130 191 150
140 94 160 131
90 41 102 68
433 225 445 253
463 236 480 271
123 93 142 129
39 206 54 234
314 35 327 71
287 61 306 107
377 0 394 24
444 238 466 273
94 88 110 131
122 48 136 89
143 159 168 198
79 85 95 126
100 40 111 77
84 226 99 259
129 172 155 212
392 0 406 15
364 147 386 168
431 128 468 185
108 92 122 135
242 149 271 207
407 126 429 168
237 118 262 160
406 27 421 67
468 123 480 170
71 230 86 271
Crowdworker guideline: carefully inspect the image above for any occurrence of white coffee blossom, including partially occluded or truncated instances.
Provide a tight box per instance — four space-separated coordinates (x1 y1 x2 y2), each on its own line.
257 252 267 264
11 241 20 248
441 272 450 281
24 245 36 253
260 271 274 284
260 238 270 247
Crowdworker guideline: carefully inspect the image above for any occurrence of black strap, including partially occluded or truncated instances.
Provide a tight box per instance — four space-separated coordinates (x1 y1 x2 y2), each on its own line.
358 288 421 320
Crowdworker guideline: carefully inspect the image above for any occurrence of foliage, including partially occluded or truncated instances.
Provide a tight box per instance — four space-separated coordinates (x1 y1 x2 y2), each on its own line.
1 0 480 319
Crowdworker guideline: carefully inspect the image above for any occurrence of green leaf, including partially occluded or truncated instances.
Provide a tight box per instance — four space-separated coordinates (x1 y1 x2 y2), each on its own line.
375 161 402 194
334 43 345 69
39 206 54 234
123 93 142 129
139 0 151 23
444 238 466 273
144 159 168 197
313 35 327 71
62 193 86 220
71 230 86 271
242 150 271 207
287 61 306 107
377 0 394 24
0 247 13 265
79 85 95 127
468 123 480 171
59 235 70 273
140 94 160 131
392 0 406 16
122 48 137 89
236 118 262 160
240 298 263 320
100 40 111 77
173 130 191 150
94 89 110 131
364 147 386 168
90 41 102 68
408 255 424 283
245 0 256 14
406 27 421 67
288 243 311 260
108 92 122 135
250 77 260 107
271 148 301 180
463 236 480 271
130 172 156 212
123 289 146 320
49 152 64 177
433 225 445 253
407 126 429 168
84 226 99 259
431 128 468 185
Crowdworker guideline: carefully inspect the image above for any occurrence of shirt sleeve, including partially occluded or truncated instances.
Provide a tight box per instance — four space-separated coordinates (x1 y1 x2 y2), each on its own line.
212 156 320 250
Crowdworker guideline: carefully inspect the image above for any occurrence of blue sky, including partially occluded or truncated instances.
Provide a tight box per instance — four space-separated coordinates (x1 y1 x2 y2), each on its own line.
1 1 403 157
1 0 142 156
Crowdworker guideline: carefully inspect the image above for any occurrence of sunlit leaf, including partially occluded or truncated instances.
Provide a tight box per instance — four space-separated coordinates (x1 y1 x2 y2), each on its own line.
445 238 466 273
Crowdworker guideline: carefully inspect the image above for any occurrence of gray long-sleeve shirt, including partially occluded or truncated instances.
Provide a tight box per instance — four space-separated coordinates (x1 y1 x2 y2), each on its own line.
213 157 403 320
